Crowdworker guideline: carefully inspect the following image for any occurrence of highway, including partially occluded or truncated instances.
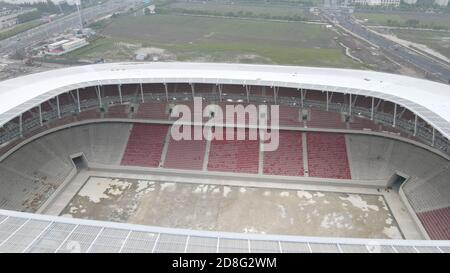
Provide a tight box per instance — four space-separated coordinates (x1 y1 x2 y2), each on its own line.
0 0 140 56
323 10 450 84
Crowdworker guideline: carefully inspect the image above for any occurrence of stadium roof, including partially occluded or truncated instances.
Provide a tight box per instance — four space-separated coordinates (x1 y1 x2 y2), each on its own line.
0 62 450 139
0 209 449 253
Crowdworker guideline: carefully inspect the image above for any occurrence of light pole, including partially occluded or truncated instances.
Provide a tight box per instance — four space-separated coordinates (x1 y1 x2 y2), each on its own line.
76 0 83 30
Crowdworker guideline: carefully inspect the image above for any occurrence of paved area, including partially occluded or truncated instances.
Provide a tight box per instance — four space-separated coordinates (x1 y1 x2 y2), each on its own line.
60 175 404 239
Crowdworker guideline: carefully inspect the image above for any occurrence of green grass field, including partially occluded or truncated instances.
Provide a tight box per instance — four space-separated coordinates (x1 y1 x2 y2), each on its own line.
355 12 450 29
71 14 363 69
167 1 316 20
392 29 450 59
0 20 44 41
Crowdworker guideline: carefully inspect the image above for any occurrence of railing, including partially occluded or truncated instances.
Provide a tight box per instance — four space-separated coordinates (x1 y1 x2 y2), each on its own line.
0 92 449 156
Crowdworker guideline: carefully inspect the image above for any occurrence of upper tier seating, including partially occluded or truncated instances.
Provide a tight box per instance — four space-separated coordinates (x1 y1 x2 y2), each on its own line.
279 106 302 126
105 104 129 119
307 109 346 129
134 102 169 120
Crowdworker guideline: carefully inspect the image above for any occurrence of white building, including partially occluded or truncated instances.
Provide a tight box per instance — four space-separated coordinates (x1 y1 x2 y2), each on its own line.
353 0 400 6
47 38 88 55
402 0 418 4
434 0 449 6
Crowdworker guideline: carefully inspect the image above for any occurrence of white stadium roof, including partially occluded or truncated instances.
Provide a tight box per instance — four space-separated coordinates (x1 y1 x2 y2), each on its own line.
0 209 448 253
0 62 449 139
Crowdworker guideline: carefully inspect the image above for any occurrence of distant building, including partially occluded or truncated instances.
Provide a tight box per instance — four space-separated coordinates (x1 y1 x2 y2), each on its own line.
47 38 88 56
352 0 400 6
402 0 418 4
434 0 449 6
0 8 37 30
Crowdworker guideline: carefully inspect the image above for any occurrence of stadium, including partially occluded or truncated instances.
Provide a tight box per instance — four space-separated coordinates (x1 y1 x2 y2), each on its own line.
0 62 448 253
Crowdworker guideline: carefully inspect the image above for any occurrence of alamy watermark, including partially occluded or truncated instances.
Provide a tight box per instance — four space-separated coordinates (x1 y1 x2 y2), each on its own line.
170 97 280 151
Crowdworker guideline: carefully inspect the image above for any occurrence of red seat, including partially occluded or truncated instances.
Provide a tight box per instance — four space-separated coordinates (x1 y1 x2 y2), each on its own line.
121 124 168 167
263 131 304 176
307 132 351 179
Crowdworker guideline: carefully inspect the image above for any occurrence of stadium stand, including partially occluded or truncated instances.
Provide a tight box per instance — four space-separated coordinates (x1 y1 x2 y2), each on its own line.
307 133 351 179
77 108 101 121
208 128 259 173
416 207 449 240
279 106 302 126
121 124 168 167
307 109 346 129
134 102 169 120
105 104 129 119
263 130 304 176
0 77 448 242
348 116 379 131
163 126 206 170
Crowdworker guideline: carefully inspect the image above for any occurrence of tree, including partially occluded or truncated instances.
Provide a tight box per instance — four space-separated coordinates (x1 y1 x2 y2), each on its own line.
406 19 420 27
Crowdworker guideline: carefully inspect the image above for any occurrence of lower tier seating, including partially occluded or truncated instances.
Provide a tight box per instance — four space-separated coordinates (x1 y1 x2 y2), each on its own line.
121 124 168 167
307 132 351 179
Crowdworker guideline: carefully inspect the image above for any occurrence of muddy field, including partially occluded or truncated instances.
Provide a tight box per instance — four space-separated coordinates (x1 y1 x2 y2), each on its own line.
61 176 403 239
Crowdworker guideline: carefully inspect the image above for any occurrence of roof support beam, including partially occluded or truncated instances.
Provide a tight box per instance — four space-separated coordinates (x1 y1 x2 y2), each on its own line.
273 86 279 104
393 103 397 127
190 83 195 99
19 114 22 137
140 82 144 103
326 91 329 111
349 93 352 115
56 95 61 118
414 114 418 136
118 84 123 104
96 86 103 108
76 89 81 113
375 98 382 112
300 89 304 108
398 107 406 120
164 83 169 102
432 127 436 146
371 97 375 120
38 104 43 126
351 94 358 107
218 84 223 102
245 85 250 103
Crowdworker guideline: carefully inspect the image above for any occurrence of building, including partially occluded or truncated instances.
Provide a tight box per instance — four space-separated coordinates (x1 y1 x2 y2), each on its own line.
0 8 37 30
352 0 400 6
46 38 88 55
434 0 449 6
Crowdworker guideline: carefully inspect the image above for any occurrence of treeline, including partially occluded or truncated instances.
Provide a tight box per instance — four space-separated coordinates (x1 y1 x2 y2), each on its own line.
174 0 317 8
17 10 41 24
354 0 450 13
19 0 76 14
160 7 309 21
385 18 449 30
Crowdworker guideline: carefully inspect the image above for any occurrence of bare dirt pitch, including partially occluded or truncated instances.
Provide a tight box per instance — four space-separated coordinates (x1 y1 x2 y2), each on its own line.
61 176 403 239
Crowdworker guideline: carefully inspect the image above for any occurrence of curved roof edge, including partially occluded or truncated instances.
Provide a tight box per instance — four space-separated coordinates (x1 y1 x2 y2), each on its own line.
0 208 448 252
0 62 449 140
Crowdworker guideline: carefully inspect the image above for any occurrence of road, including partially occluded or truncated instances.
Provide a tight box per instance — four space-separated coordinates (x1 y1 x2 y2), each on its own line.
323 10 450 84
0 0 140 56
